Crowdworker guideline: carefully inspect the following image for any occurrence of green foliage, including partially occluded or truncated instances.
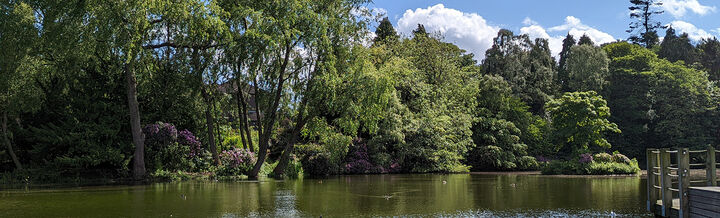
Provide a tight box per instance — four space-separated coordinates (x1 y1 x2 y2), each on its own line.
593 153 613 163
483 29 556 113
547 91 620 155
566 45 609 92
373 17 398 45
586 160 640 175
541 153 639 175
658 27 698 65
698 38 720 81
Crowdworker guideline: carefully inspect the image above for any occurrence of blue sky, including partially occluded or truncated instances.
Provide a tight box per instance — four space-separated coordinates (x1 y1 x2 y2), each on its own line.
368 0 720 59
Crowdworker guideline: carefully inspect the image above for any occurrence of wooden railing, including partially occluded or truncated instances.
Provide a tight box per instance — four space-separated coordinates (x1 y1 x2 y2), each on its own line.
646 146 718 217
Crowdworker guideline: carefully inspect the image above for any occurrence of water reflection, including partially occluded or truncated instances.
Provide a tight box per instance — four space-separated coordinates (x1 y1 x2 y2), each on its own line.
0 174 651 217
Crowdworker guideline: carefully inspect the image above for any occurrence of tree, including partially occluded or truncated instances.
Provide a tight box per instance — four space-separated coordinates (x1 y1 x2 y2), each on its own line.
483 29 556 114
0 2 42 170
373 17 398 45
412 24 427 37
658 27 698 65
698 38 720 80
546 91 620 155
627 0 665 48
565 44 610 92
467 75 542 170
558 34 576 92
578 34 594 46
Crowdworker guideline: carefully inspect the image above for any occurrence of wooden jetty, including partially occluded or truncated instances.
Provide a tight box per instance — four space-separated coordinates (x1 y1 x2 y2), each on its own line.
647 146 720 217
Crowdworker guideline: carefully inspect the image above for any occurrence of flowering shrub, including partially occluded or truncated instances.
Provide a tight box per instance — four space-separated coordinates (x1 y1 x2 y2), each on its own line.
612 153 631 164
578 153 593 164
143 122 209 172
593 153 613 163
218 148 256 176
345 142 383 174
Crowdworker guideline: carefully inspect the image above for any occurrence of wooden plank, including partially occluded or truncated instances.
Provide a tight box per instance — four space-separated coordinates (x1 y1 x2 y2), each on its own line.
689 195 720 207
648 149 659 213
707 146 717 186
689 206 720 218
689 212 710 218
689 200 720 213
661 148 673 217
678 148 690 218
689 188 720 199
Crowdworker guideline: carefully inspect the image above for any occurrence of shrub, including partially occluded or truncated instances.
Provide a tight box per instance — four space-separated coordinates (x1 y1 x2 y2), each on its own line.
517 156 539 170
144 122 208 172
541 160 580 175
345 140 384 174
296 144 340 176
587 160 640 175
612 153 631 164
593 153 613 163
217 148 256 176
579 153 593 164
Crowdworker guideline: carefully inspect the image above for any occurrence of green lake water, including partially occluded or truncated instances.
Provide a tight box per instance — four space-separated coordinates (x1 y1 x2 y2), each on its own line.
0 174 650 217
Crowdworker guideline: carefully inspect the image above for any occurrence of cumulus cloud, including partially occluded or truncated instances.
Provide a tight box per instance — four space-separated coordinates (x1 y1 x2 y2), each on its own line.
397 4 500 60
669 20 714 41
521 16 616 58
661 0 716 18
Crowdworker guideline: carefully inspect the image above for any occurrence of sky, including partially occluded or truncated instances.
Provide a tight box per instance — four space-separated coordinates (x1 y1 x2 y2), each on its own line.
367 0 720 60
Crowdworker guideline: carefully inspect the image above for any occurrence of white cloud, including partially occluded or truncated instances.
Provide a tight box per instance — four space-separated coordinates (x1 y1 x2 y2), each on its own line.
548 16 615 45
397 4 500 60
522 17 538 26
669 20 714 41
521 16 616 58
661 0 716 18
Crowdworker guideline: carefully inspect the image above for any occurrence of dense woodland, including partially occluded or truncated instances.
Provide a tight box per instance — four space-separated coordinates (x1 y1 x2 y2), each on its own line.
1 0 719 181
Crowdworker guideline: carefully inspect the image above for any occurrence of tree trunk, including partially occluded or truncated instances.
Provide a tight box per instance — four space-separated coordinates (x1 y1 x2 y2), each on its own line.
202 88 220 165
271 120 305 177
248 43 293 179
2 112 22 171
125 63 145 180
272 102 307 177
234 79 251 150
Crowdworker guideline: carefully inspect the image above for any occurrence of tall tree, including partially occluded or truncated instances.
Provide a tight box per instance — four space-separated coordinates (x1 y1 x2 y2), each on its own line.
658 27 698 65
373 17 398 45
547 91 620 155
0 2 42 171
558 34 576 92
412 24 427 37
698 38 720 81
565 44 610 92
483 29 556 114
578 34 594 46
627 0 665 48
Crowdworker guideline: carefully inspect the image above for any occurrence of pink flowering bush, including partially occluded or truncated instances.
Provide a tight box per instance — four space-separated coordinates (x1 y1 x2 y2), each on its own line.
143 122 210 172
218 148 256 176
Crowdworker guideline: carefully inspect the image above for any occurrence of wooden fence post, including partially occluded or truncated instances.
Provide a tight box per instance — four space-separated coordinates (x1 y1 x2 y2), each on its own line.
645 149 660 213
707 145 717 186
660 148 672 217
677 148 689 218
647 149 658 213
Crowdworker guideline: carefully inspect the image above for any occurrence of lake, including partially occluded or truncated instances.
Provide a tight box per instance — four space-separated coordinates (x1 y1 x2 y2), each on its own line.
0 173 650 217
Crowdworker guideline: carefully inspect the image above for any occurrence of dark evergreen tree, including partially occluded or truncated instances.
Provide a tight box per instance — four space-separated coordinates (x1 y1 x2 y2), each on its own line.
578 34 594 46
412 24 427 37
698 38 720 81
373 17 398 45
627 0 665 48
658 27 698 65
558 34 576 92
